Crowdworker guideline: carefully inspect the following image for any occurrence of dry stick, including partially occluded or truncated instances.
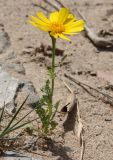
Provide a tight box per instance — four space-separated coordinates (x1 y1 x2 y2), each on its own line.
62 78 73 93
43 0 59 10
55 0 65 8
43 0 67 12
57 75 77 112
61 79 85 160
33 3 50 13
80 135 85 160
76 9 113 48
65 73 113 105
76 100 85 160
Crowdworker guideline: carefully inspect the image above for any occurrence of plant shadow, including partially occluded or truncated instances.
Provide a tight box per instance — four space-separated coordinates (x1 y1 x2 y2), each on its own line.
62 100 77 137
43 137 73 160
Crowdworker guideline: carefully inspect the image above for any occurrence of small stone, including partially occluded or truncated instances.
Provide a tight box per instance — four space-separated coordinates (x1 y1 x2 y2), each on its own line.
0 67 19 113
18 80 39 107
0 68 39 113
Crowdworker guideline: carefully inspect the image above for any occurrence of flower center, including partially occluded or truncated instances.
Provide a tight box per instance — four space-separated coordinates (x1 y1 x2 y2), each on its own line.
50 22 65 33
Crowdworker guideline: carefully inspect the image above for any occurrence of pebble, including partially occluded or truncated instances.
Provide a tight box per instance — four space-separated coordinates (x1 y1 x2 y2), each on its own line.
0 67 39 113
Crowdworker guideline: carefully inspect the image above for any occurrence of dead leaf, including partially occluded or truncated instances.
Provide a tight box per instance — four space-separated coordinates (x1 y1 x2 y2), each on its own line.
77 120 83 144
61 92 77 136
61 91 77 113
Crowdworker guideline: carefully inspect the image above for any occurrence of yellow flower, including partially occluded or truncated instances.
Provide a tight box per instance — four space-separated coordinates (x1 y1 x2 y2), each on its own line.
29 8 85 41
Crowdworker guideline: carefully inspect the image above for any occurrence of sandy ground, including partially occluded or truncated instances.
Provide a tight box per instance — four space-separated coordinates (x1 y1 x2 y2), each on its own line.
0 0 113 160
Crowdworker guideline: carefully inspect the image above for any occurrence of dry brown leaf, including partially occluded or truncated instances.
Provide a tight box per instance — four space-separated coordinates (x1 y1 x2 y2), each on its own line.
61 91 77 113
58 78 85 159
76 100 84 145
77 120 83 143
61 91 77 136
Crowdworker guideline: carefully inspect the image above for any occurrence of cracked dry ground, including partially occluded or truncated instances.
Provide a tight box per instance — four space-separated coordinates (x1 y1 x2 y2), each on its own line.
0 0 113 160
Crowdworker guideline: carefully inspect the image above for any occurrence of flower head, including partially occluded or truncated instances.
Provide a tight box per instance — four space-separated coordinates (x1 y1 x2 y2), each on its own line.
29 8 85 41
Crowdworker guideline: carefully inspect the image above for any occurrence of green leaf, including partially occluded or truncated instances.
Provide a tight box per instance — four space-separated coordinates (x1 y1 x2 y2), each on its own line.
2 95 29 134
50 121 58 131
50 100 60 121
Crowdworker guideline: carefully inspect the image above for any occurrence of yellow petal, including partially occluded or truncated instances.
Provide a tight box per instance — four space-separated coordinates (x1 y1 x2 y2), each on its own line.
65 20 84 29
63 32 77 35
57 8 69 24
29 20 38 27
30 16 50 30
65 26 84 33
50 11 59 22
37 12 50 24
29 20 50 32
30 16 46 26
68 14 76 20
29 8 85 40
64 14 76 25
58 34 71 41
50 32 59 39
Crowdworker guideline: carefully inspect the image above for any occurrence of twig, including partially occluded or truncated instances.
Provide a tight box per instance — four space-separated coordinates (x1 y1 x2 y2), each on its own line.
62 78 73 93
43 0 59 10
80 135 85 160
32 3 50 13
55 0 65 8
76 100 85 160
76 9 113 49
64 73 113 105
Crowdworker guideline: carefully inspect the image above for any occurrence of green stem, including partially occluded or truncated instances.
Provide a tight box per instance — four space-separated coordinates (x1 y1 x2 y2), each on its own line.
51 37 56 102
